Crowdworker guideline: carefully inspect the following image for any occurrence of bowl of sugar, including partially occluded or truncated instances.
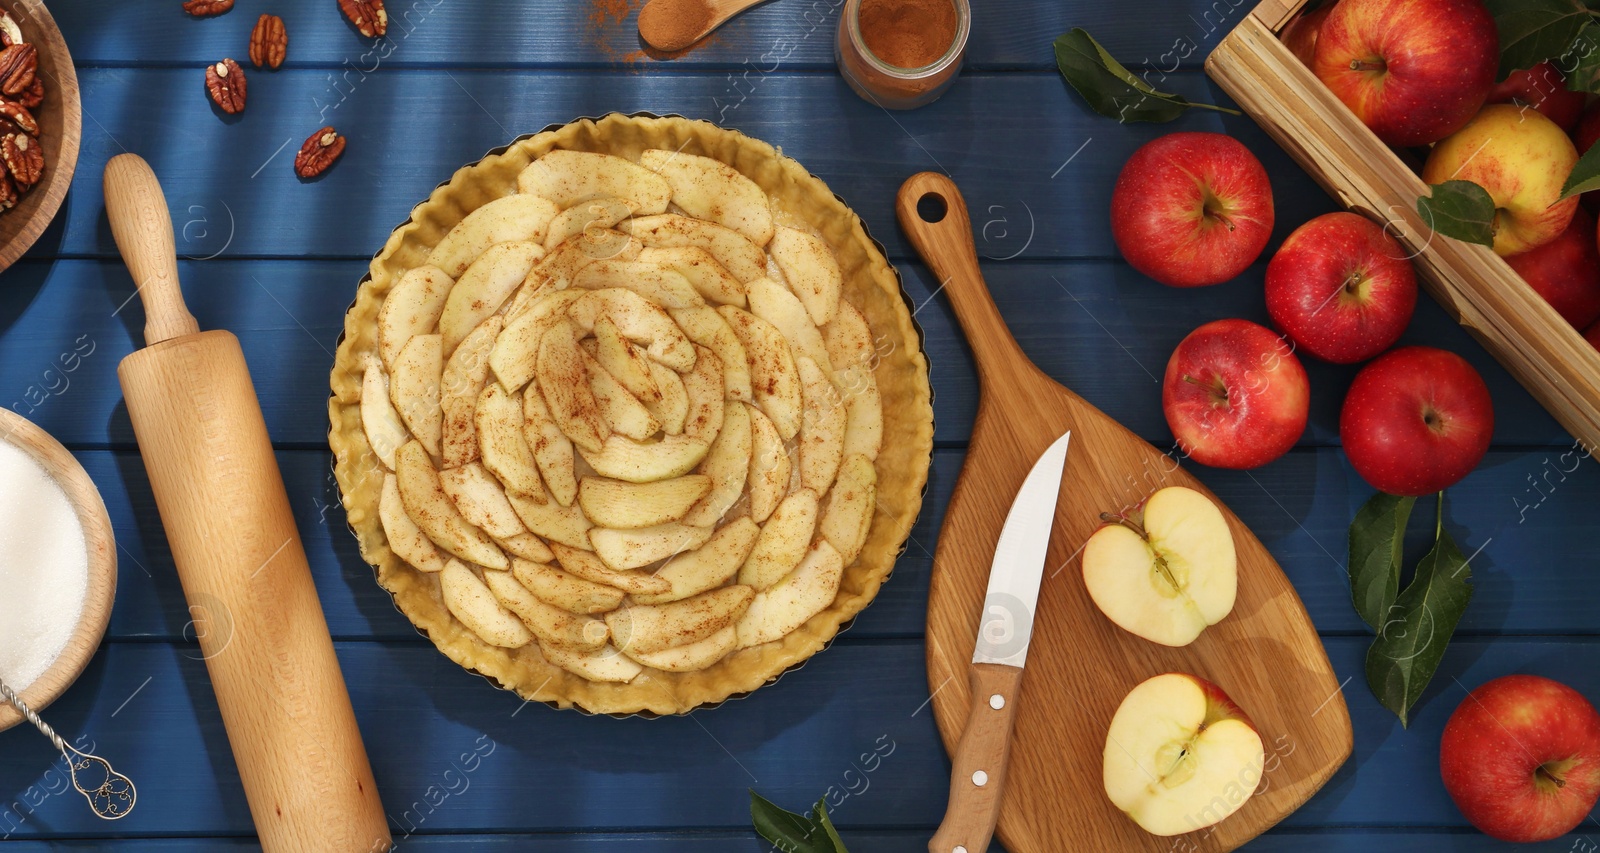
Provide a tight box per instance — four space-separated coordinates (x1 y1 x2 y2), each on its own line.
0 408 115 733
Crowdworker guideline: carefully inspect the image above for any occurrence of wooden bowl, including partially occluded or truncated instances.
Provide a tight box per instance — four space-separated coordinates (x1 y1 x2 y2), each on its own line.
0 0 80 273
0 408 115 733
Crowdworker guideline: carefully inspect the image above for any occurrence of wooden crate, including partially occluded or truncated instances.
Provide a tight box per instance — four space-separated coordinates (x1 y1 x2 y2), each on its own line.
1207 0 1600 450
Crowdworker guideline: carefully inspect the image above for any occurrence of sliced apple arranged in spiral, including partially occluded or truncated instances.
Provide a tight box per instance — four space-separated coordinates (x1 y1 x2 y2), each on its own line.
1082 486 1237 647
357 146 887 685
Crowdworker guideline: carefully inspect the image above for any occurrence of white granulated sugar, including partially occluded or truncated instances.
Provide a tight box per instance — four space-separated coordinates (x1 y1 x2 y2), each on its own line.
0 439 89 692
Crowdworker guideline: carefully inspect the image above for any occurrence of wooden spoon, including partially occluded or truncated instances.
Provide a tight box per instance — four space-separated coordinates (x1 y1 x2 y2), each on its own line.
638 0 773 52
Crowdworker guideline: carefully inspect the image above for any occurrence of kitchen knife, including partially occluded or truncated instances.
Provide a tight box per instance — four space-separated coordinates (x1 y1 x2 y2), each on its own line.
929 429 1071 853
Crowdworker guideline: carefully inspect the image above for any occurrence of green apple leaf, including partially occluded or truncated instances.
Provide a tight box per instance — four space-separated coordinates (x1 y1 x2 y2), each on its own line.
1561 138 1600 198
1417 181 1498 248
1562 22 1600 92
1364 496 1474 728
1348 492 1417 633
1053 28 1240 123
1485 0 1594 81
751 791 850 853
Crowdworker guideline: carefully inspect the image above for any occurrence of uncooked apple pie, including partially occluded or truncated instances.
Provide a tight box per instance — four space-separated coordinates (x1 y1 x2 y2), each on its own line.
329 115 932 715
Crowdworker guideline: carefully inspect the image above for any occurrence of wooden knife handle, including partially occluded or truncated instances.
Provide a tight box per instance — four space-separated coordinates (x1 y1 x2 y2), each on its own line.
895 172 1031 381
104 153 199 346
928 663 1024 853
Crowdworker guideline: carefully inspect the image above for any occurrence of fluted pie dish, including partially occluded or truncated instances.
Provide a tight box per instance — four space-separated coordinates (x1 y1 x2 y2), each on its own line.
329 114 933 715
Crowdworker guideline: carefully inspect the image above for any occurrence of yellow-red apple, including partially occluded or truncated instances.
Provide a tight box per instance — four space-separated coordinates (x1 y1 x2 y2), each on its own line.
1312 0 1496 147
1421 104 1579 256
1281 4 1332 67
1505 206 1600 329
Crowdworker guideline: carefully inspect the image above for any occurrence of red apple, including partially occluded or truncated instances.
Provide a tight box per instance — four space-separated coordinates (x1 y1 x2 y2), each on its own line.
1265 211 1418 363
1281 4 1333 67
1487 61 1587 131
1586 319 1600 351
1505 206 1600 329
1162 319 1309 469
1311 0 1497 147
1111 133 1275 288
1441 675 1600 843
1574 102 1600 213
1339 346 1493 495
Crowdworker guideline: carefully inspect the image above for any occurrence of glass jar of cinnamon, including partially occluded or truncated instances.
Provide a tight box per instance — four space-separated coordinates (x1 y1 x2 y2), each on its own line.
836 0 970 110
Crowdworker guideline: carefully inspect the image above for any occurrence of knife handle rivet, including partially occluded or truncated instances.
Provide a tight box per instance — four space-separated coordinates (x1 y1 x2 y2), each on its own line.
954 847 968 853
972 770 989 787
989 694 1005 710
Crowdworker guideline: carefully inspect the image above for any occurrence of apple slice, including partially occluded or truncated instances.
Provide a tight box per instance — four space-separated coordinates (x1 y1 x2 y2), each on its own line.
682 403 751 527
522 384 579 506
583 350 661 440
483 569 608 653
632 517 760 605
718 305 801 439
619 213 768 283
427 194 560 277
395 441 507 569
516 150 672 214
378 265 453 371
1103 673 1264 837
820 453 876 565
572 259 703 309
623 625 737 672
537 319 610 454
512 557 624 615
440 316 501 469
361 360 409 470
539 641 643 683
496 532 554 564
440 561 531 649
567 287 696 372
543 197 633 250
506 488 593 550
590 522 714 571
439 240 543 355
747 405 791 523
738 489 819 590
549 542 671 596
490 289 584 393
672 305 752 401
642 247 748 307
379 473 445 572
438 461 526 539
605 585 754 655
769 226 842 325
747 277 833 377
1082 486 1237 647
797 356 845 494
639 149 775 246
591 315 660 403
735 540 843 648
390 334 444 459
579 475 712 529
475 382 545 498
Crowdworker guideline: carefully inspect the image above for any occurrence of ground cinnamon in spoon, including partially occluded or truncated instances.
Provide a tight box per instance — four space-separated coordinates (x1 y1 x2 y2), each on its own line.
858 0 957 69
638 0 716 52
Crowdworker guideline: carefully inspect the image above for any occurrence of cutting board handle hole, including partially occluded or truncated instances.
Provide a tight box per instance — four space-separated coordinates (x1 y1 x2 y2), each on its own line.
916 191 948 223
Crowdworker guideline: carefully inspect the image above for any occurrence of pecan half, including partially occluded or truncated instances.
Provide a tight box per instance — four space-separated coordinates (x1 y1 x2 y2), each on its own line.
204 58 246 114
0 12 22 48
182 0 234 17
0 44 36 97
294 126 346 178
0 171 16 210
249 14 288 70
337 0 387 38
0 99 38 136
3 133 43 191
16 77 40 109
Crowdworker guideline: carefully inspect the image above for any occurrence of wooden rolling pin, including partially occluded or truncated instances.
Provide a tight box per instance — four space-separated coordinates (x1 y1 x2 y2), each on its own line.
106 153 390 853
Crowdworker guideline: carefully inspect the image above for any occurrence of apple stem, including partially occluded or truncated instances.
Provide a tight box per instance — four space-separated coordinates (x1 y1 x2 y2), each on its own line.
1101 511 1147 539
1537 764 1567 789
1349 58 1387 73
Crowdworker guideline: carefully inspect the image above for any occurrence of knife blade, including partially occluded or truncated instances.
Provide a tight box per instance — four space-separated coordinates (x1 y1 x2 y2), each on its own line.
929 429 1071 853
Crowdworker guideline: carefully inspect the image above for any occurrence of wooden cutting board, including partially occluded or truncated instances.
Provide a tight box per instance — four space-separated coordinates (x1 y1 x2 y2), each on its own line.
897 172 1352 853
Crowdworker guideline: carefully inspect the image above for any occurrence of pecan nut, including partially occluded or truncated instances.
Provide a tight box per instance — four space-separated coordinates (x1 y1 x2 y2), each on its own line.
0 171 16 210
338 0 387 38
0 12 22 49
294 126 346 178
249 14 288 70
205 58 246 114
3 133 43 191
0 99 38 136
0 44 36 97
182 0 234 17
16 77 40 109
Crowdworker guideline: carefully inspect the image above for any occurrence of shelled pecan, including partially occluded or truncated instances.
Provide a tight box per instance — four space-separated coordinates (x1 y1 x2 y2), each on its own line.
16 77 40 109
182 0 235 17
0 99 38 136
249 14 288 69
338 0 387 38
0 44 36 97
3 133 43 190
294 126 346 178
205 58 247 114
0 172 16 210
0 12 21 48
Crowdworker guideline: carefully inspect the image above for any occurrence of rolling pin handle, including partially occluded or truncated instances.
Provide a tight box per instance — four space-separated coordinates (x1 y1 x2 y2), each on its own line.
103 154 200 346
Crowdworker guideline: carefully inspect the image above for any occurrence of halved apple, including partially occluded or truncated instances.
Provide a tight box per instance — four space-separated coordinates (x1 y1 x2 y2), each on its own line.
512 557 624 614
770 226 842 325
378 265 453 370
390 334 444 459
438 461 527 539
362 360 409 470
639 149 775 247
605 585 754 655
483 569 608 652
632 517 760 605
1082 486 1237 647
516 150 672 214
380 473 445 572
736 540 843 648
718 305 801 438
642 246 748 307
738 488 819 590
522 385 579 506
683 404 751 527
440 561 531 649
1103 673 1264 837
427 194 560 277
579 475 712 529
440 316 501 468
590 522 714 571
395 440 507 569
439 240 543 355
619 213 768 283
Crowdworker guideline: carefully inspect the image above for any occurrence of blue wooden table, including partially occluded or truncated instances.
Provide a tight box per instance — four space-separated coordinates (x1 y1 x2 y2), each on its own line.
1 1 1596 850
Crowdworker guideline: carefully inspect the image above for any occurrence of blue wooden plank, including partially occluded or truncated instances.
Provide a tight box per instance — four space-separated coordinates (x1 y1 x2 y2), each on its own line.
0 259 1567 449
4 637 1600 838
50 0 1236 71
41 70 1322 263
74 439 1600 642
